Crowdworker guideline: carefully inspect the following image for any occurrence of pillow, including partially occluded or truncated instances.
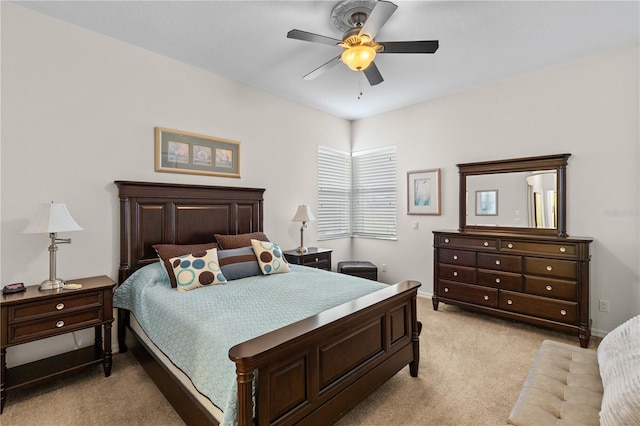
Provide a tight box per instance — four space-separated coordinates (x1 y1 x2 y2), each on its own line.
170 248 227 292
214 232 269 249
251 239 290 275
217 246 262 280
153 242 219 288
597 315 640 426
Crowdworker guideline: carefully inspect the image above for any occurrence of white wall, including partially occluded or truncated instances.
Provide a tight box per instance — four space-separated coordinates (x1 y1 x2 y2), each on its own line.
1 3 351 366
352 45 640 336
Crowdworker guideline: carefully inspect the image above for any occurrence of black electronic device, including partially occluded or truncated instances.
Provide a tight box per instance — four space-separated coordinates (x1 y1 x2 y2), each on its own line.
3 282 26 294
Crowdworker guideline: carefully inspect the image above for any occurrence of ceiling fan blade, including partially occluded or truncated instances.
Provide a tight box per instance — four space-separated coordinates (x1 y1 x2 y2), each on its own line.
359 1 398 39
303 55 342 80
364 62 384 86
379 40 439 54
287 29 342 46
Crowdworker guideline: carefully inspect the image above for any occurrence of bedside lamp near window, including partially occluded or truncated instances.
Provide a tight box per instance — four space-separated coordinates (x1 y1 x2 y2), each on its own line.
24 202 83 290
292 205 315 254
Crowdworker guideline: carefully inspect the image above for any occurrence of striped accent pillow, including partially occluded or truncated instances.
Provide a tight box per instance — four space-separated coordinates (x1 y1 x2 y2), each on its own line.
217 246 262 280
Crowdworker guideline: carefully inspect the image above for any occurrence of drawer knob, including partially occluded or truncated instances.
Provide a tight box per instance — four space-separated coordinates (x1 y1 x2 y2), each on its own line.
453 271 458 277
444 238 450 243
507 299 513 305
495 278 501 283
483 295 489 301
546 265 553 271
495 260 501 265
444 287 449 293
315 257 319 262
560 247 566 253
453 255 458 260
483 241 489 247
560 310 567 316
56 303 65 310
546 285 553 291
56 320 65 328
507 243 514 249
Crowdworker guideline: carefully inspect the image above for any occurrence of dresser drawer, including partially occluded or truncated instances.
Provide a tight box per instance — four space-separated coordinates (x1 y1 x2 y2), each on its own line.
439 248 475 267
477 253 521 273
525 276 577 301
501 240 578 258
437 235 497 251
438 264 475 284
499 291 577 324
439 280 498 308
6 307 103 345
7 292 102 323
477 270 522 291
525 257 577 280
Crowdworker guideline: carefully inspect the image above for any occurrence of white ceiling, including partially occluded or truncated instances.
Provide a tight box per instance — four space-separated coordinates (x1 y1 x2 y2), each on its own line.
15 1 640 120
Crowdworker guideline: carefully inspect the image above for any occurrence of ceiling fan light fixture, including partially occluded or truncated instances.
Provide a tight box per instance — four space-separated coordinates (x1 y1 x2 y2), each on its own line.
341 44 376 71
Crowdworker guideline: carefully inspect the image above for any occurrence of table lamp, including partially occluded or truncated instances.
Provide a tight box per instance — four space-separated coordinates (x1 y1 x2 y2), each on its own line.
24 202 83 290
291 205 315 253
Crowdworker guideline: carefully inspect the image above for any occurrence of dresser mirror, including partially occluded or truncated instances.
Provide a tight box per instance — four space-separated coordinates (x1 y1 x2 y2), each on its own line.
458 154 570 237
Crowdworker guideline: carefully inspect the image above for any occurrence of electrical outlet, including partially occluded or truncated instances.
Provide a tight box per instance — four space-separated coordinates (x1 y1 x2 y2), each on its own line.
382 264 387 272
599 299 610 312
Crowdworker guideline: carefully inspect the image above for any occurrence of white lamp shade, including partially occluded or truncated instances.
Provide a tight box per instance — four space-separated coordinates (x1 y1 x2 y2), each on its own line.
24 202 83 234
291 205 315 223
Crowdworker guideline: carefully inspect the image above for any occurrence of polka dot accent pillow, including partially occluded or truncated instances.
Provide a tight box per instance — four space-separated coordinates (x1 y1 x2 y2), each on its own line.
251 239 290 275
169 248 227 291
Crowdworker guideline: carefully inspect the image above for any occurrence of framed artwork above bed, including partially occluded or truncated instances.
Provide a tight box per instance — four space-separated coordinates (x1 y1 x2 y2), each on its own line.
155 127 240 178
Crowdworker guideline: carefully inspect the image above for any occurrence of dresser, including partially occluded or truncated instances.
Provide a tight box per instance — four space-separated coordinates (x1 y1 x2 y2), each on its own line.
433 230 592 347
1 275 115 413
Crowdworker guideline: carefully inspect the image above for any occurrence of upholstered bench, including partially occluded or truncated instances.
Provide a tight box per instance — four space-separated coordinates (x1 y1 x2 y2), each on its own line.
508 315 640 426
337 261 378 281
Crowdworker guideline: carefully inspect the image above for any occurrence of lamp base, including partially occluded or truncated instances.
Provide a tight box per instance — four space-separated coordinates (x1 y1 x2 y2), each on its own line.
39 278 64 291
296 246 308 254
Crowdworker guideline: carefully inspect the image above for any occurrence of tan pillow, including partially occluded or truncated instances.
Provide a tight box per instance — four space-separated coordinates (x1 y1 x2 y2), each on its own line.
153 242 219 288
214 232 269 249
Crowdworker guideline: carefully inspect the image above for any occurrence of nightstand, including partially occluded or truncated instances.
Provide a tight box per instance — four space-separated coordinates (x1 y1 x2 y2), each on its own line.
283 247 332 271
0 275 116 413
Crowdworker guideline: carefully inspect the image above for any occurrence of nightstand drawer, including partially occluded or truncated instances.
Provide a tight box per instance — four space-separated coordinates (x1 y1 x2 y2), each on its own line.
7 292 102 324
302 257 330 269
7 307 103 344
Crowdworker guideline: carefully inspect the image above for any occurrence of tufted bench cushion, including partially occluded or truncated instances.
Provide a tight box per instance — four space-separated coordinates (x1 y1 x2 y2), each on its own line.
508 340 603 426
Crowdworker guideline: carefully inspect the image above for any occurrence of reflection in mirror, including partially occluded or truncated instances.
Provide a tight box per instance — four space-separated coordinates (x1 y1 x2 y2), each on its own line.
466 171 556 229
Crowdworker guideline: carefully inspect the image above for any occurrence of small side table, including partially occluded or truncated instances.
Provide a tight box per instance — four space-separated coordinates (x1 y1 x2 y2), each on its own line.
1 275 116 413
283 248 332 271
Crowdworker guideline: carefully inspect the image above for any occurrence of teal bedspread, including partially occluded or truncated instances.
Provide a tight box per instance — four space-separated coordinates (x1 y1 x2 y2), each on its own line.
113 262 387 425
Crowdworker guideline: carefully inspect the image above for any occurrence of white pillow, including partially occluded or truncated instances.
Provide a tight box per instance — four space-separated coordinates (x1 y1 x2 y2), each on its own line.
597 314 640 425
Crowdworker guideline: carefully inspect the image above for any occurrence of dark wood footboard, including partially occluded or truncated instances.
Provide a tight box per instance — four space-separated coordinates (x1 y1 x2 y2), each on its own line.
229 280 421 426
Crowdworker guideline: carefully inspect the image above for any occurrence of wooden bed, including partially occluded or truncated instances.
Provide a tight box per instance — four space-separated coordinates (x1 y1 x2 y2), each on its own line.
115 180 421 426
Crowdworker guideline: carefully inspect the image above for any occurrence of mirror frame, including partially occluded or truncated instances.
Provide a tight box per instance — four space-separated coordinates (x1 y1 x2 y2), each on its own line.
458 153 571 237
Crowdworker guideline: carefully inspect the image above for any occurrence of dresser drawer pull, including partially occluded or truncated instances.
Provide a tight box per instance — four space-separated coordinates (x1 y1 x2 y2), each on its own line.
444 238 450 243
507 299 513 305
453 271 458 277
315 257 319 262
546 265 553 271
56 320 65 328
483 241 489 247
495 260 501 265
560 247 566 253
495 278 501 283
546 285 553 291
507 243 514 249
483 295 489 301
56 303 65 310
444 287 449 293
560 310 567 316
453 255 458 260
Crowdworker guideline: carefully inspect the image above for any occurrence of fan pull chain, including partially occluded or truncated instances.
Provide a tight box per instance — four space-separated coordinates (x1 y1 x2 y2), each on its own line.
357 77 363 100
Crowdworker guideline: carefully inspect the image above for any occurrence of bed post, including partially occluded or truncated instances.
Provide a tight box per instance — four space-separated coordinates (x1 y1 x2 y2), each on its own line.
236 368 254 426
410 293 420 377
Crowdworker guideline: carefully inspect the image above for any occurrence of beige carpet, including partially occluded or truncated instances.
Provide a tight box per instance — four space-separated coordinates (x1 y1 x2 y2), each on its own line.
2 297 599 426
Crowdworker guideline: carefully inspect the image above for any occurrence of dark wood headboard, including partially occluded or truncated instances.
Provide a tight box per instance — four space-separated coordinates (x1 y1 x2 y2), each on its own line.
115 181 265 283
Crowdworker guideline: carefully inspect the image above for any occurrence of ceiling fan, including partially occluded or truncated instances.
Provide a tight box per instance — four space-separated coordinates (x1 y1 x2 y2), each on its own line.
287 0 439 86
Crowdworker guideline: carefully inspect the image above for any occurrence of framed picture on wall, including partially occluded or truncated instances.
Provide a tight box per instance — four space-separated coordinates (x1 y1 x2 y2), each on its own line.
407 168 441 215
475 190 498 216
155 127 240 178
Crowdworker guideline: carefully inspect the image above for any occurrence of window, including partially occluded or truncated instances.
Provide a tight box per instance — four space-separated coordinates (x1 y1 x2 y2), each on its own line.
317 146 397 240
